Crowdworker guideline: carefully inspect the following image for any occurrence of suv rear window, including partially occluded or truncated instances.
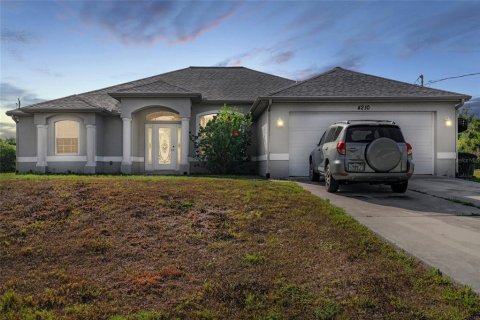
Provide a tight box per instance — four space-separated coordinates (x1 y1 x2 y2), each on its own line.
346 126 405 143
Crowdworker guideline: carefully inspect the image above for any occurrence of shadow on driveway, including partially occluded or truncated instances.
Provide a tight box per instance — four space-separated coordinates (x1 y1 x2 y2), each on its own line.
292 177 480 216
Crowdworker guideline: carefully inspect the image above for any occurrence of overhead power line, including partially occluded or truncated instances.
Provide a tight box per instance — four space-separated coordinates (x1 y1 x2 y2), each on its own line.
426 72 480 85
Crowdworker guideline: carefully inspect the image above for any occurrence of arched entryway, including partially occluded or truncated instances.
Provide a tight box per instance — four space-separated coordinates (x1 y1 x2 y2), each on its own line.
144 110 182 171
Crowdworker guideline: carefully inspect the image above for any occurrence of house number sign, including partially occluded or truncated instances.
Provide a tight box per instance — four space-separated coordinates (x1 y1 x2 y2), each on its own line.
357 104 371 111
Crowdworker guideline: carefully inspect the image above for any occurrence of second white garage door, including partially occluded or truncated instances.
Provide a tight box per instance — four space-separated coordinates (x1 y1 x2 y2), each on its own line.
289 111 434 176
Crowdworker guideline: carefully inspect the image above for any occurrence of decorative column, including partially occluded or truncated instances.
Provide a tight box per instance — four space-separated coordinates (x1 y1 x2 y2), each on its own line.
121 117 132 174
180 117 190 174
85 124 96 174
36 124 48 172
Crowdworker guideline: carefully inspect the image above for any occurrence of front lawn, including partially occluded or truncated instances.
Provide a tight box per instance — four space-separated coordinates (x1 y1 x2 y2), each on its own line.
1 174 478 319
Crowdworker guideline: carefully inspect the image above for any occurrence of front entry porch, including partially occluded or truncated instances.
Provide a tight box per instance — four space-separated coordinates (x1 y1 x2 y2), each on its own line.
119 99 192 175
145 123 181 172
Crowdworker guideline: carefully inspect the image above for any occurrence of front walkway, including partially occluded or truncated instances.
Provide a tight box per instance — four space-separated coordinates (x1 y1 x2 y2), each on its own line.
295 177 480 293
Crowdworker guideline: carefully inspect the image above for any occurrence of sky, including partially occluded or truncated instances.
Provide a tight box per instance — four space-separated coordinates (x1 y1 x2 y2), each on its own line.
1 0 479 138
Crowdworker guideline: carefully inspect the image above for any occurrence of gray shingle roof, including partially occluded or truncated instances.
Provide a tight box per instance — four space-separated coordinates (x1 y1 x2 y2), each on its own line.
7 66 469 116
269 67 470 99
19 94 101 111
155 67 295 101
10 67 294 114
113 79 193 94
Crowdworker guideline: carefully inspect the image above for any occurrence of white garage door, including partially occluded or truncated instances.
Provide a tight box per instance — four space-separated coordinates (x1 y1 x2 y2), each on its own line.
289 112 434 176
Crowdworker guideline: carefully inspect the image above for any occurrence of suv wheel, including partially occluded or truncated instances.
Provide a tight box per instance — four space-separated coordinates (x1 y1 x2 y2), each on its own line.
391 181 408 193
309 162 319 181
325 164 339 193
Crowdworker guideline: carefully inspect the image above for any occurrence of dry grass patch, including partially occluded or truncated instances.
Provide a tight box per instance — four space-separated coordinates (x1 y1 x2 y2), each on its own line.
0 173 479 319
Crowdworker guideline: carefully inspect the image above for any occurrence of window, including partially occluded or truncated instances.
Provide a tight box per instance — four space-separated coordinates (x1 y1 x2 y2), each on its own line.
146 111 180 121
346 126 405 143
324 127 337 143
198 113 217 129
333 126 344 141
55 120 79 154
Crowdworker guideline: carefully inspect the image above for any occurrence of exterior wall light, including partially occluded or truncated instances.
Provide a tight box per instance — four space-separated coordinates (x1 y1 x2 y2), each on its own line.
277 118 284 127
445 117 453 127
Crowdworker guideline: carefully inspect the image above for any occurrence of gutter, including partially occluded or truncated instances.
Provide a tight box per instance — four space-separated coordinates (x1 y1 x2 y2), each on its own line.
6 108 120 117
255 95 472 103
109 92 202 100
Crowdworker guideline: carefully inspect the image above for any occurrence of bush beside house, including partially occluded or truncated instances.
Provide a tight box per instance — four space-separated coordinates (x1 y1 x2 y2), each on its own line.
191 105 252 174
0 138 16 172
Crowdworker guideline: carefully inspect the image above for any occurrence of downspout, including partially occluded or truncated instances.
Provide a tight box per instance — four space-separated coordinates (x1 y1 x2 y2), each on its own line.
454 99 466 177
266 99 272 179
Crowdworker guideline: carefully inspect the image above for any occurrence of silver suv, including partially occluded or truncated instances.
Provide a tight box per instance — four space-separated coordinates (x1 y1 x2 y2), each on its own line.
309 120 414 193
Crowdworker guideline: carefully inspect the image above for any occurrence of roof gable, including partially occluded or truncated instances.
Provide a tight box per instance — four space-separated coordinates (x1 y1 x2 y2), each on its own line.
269 67 469 99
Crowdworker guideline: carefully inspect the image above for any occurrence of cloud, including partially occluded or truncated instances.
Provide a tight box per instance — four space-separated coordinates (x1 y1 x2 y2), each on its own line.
0 28 37 60
268 51 295 65
1 82 45 137
78 1 241 45
217 47 295 67
321 53 365 72
216 48 267 66
286 66 324 81
0 82 45 107
0 29 36 43
399 3 480 56
0 122 16 139
32 67 63 78
284 53 364 81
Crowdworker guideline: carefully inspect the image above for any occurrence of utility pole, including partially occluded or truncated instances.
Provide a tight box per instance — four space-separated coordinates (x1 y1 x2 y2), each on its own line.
419 74 424 86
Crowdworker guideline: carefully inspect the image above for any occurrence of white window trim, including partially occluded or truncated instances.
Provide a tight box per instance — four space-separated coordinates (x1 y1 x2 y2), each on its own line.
54 120 80 156
196 110 219 134
146 111 181 122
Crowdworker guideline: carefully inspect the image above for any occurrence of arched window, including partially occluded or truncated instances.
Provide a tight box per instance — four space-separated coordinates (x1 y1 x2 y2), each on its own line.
55 120 79 154
198 113 217 129
146 111 180 121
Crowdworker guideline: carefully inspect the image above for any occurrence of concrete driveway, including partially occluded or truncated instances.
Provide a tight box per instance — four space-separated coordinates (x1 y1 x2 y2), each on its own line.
295 176 480 293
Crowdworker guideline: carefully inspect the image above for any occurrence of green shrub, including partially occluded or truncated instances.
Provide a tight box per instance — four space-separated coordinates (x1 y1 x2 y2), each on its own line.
0 139 16 172
191 105 252 174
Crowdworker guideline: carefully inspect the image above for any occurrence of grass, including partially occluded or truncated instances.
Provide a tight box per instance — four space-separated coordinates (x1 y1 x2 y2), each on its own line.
1 173 479 319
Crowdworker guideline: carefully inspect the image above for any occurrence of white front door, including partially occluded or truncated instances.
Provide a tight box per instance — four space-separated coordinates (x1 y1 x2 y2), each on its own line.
145 124 179 171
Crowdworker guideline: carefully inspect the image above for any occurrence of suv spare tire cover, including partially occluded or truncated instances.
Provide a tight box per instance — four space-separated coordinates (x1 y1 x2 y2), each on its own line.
365 137 402 172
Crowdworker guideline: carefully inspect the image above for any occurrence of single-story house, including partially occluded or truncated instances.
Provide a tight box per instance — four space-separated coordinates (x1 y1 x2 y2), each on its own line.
6 66 471 178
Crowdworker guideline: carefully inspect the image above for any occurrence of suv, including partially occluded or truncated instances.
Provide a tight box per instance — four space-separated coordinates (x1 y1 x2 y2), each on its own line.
309 120 414 193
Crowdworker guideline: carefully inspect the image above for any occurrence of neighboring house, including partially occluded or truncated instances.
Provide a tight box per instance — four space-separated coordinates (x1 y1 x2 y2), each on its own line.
6 66 470 178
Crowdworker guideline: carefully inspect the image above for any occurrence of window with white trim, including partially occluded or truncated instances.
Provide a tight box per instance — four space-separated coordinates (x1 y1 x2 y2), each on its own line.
198 113 217 129
55 120 79 154
146 111 180 121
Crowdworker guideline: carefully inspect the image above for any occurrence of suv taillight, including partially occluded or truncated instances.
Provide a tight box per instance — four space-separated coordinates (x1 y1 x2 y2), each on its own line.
336 141 346 155
406 143 413 156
